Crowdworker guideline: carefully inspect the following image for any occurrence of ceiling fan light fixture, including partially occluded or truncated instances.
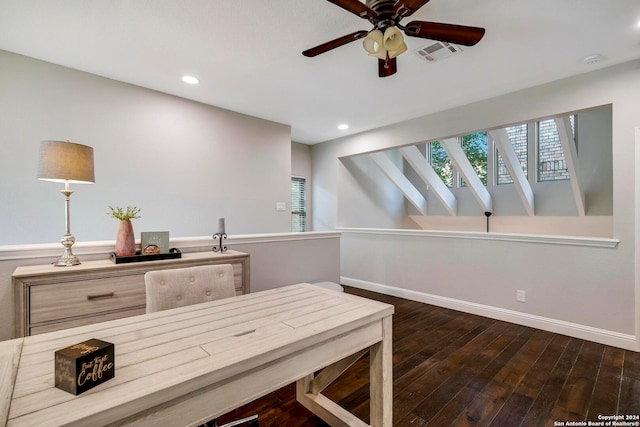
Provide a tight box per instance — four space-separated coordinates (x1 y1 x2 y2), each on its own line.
363 27 408 60
363 29 386 59
383 27 408 58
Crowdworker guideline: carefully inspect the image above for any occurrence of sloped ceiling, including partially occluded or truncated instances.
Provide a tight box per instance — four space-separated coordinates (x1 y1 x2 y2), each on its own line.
0 0 639 144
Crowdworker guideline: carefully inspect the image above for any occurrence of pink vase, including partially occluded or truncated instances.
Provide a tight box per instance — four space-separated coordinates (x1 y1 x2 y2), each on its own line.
115 220 136 256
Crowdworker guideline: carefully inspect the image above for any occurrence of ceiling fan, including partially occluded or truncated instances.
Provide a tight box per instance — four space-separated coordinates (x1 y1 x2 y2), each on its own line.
302 0 485 77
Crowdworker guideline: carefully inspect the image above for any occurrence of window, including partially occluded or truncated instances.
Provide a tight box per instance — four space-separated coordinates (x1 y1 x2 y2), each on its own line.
429 141 453 188
497 124 528 185
291 177 307 232
461 132 487 186
537 118 572 182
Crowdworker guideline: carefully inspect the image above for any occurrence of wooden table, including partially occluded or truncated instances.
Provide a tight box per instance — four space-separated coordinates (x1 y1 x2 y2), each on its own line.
0 283 393 427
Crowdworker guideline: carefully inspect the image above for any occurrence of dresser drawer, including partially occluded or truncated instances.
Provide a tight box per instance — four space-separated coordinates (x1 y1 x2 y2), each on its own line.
30 276 146 324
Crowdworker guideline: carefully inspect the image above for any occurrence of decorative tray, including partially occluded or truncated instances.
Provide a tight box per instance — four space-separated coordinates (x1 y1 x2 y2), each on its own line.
110 248 182 264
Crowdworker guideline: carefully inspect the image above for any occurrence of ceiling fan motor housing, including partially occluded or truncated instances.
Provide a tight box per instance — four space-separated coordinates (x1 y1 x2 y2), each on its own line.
366 0 399 29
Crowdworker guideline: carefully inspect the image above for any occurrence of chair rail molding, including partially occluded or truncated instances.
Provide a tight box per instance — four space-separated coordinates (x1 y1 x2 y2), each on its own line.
0 231 341 261
337 227 619 249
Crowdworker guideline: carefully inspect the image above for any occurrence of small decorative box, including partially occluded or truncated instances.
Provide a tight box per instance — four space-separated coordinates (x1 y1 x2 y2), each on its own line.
54 338 115 395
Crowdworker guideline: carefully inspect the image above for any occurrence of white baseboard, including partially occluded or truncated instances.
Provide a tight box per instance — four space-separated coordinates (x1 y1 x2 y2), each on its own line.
341 276 639 352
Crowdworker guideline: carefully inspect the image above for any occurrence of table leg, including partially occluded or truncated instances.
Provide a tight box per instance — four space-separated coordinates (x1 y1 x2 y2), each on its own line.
295 317 393 427
369 315 392 426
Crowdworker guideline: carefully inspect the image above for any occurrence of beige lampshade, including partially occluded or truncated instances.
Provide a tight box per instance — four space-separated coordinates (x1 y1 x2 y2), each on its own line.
383 27 407 59
363 29 387 59
37 140 95 184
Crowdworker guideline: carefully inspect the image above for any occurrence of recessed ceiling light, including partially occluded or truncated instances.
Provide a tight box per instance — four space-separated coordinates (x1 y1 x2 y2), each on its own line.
338 124 349 130
582 54 603 65
182 75 199 84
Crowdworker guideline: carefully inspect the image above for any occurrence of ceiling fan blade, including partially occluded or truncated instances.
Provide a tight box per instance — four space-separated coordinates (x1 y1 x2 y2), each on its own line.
404 21 485 46
378 57 397 78
326 0 376 20
302 30 369 57
393 0 432 18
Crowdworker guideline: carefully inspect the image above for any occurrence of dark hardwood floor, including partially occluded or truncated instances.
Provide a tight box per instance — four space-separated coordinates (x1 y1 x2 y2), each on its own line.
214 287 640 427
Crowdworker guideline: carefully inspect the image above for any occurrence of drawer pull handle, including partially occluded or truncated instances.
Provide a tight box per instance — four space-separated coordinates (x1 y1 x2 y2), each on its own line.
87 292 115 300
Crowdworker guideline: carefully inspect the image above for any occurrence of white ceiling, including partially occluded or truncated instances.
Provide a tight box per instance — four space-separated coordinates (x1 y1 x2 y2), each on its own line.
1 0 639 144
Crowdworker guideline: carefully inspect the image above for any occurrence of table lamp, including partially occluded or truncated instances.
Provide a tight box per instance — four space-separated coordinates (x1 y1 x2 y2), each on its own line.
37 140 95 266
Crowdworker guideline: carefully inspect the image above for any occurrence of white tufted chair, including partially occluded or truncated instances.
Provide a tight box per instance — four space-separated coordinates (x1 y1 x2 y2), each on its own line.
144 264 236 313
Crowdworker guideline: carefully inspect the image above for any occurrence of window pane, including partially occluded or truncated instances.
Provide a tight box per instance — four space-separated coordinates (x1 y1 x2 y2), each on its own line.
570 115 575 136
291 177 306 232
461 132 487 186
538 119 569 182
430 141 453 188
291 213 306 232
497 124 528 185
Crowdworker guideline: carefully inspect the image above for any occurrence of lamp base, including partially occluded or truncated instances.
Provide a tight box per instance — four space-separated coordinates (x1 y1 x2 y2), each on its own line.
54 233 81 267
54 253 81 267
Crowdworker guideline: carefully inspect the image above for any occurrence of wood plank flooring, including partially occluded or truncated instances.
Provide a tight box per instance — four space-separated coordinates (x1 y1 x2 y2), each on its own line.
214 287 640 427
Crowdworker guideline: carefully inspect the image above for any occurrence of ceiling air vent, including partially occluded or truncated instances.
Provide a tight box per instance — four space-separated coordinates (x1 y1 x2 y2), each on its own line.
414 41 463 63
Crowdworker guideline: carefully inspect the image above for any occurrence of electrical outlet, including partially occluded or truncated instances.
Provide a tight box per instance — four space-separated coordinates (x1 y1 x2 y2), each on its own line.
276 202 286 212
516 290 526 302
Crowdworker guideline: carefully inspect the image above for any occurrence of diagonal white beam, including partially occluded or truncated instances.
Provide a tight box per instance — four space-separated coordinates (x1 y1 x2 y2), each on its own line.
555 117 585 216
489 129 535 216
440 138 492 212
368 151 427 215
399 145 457 215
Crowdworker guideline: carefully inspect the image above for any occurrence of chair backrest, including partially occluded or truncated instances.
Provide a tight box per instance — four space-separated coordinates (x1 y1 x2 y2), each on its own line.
144 264 236 313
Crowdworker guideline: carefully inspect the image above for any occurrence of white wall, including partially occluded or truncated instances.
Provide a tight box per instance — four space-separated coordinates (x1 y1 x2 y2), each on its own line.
338 155 408 230
340 229 631 348
312 60 640 350
231 232 340 292
0 50 292 245
292 142 311 178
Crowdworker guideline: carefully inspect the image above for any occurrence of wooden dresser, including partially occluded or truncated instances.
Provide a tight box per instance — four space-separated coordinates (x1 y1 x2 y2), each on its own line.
12 250 249 337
